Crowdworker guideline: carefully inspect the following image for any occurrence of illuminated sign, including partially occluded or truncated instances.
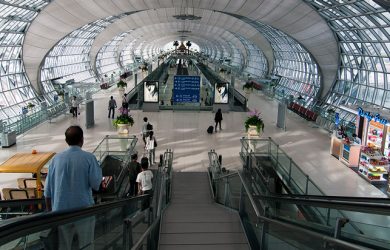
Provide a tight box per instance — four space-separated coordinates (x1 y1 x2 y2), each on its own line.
358 107 389 125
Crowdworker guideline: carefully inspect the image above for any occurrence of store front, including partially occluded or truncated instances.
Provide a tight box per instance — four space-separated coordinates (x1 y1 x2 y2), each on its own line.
330 107 390 195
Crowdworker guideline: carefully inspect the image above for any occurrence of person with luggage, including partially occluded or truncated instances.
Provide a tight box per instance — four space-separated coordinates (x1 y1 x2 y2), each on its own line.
145 131 157 166
136 157 153 210
214 108 223 132
108 96 117 119
127 153 141 197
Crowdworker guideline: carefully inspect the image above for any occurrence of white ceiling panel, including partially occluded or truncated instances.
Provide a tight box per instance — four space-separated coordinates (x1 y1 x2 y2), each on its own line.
23 0 338 96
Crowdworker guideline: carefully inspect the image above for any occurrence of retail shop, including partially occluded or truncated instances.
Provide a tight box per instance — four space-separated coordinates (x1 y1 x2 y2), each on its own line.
330 107 390 194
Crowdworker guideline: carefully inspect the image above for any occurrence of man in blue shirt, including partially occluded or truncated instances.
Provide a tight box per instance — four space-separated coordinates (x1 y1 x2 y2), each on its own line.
44 125 102 249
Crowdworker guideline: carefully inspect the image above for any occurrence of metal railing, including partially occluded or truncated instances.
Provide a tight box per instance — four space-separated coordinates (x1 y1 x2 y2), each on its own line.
124 149 174 250
0 195 150 249
207 154 389 249
240 137 324 196
91 135 137 165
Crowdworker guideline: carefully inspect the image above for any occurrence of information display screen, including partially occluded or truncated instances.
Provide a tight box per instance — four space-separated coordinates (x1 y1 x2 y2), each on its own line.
173 76 200 103
214 82 228 104
144 81 159 103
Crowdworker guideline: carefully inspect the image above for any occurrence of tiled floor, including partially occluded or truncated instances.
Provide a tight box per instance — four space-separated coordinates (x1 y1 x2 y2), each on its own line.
0 74 387 198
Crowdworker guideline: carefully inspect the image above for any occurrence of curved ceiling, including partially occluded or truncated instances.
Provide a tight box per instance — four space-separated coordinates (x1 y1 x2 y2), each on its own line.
23 0 338 98
89 9 274 73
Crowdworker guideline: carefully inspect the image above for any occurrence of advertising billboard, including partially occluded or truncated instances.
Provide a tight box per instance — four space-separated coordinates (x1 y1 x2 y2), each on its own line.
144 81 159 103
214 82 228 104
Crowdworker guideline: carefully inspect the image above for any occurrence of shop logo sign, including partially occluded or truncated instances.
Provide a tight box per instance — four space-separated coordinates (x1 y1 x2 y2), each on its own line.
358 107 388 125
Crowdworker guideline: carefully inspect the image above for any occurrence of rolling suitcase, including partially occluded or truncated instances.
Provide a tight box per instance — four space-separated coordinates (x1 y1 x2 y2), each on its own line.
207 126 214 134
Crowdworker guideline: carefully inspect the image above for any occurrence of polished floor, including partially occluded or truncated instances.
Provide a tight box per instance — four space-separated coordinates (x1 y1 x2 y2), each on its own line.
0 72 387 198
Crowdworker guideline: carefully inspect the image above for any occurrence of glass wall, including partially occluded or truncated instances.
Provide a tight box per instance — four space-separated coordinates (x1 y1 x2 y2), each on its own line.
0 1 48 123
238 35 268 80
96 32 129 80
120 38 138 71
307 0 390 123
40 16 122 103
255 22 321 105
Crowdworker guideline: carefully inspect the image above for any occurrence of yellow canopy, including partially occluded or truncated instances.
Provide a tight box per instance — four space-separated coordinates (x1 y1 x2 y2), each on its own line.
0 152 56 174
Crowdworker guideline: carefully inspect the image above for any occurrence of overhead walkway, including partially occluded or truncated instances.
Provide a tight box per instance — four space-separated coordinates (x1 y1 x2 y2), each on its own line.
159 172 249 250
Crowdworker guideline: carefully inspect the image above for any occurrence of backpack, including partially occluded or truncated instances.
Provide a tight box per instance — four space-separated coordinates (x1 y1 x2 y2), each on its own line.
146 123 153 131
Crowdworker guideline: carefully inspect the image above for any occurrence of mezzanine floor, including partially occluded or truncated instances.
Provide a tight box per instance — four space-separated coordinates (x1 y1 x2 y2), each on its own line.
0 72 387 199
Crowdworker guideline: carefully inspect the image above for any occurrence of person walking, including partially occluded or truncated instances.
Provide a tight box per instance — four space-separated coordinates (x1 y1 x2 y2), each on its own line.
71 96 79 118
141 117 149 145
44 125 102 250
136 157 153 210
122 93 129 109
127 153 141 197
108 96 117 119
214 108 223 132
145 131 157 165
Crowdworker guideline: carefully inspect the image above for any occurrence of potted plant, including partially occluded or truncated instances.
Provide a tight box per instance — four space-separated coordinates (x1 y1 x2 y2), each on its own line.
27 102 35 109
117 80 127 88
243 81 254 93
113 107 134 134
245 109 264 137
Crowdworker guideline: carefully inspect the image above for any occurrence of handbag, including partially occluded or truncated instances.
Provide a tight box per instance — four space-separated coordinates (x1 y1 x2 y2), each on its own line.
154 139 157 148
69 107 73 113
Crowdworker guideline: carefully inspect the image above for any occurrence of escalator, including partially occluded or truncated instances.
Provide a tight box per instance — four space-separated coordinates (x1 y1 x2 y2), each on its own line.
209 149 390 249
0 149 174 250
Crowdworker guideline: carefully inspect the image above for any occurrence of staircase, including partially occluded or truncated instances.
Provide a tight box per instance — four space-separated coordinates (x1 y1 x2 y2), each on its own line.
159 172 249 250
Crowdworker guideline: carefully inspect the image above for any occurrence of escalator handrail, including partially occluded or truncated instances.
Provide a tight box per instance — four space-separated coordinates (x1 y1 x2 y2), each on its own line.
236 171 368 250
0 195 149 245
252 194 390 216
0 198 45 207
266 193 390 204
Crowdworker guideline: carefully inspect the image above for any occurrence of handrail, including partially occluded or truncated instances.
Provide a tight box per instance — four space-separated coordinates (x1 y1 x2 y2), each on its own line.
236 171 368 250
252 194 390 216
0 198 45 207
129 149 173 249
131 217 161 250
237 171 261 217
213 172 240 181
268 193 390 204
0 195 149 245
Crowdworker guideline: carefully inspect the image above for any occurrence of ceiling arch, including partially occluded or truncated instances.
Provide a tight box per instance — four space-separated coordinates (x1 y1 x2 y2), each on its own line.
89 8 273 75
23 0 337 97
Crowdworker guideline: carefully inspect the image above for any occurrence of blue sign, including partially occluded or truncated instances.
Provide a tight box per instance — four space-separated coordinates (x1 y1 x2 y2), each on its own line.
358 107 389 125
335 112 340 126
173 76 200 103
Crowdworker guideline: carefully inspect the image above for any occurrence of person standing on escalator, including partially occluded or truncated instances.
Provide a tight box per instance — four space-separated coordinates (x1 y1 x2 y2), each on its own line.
44 126 102 250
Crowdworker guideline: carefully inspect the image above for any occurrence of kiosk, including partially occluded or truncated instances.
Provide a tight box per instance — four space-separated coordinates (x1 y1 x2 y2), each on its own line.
330 107 390 194
0 152 55 198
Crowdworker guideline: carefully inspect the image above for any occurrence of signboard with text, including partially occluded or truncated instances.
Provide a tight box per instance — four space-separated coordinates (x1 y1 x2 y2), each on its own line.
173 76 200 103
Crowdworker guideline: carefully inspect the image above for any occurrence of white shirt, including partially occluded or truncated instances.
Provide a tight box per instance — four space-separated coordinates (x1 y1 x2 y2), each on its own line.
142 122 148 134
71 99 78 108
146 136 155 150
136 170 153 191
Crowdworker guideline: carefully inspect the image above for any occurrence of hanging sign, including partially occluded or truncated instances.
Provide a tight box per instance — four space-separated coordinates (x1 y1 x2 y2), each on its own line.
357 107 389 125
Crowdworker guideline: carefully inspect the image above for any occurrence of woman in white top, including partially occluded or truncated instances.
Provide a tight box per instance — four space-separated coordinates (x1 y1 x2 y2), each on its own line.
136 157 153 210
145 131 157 165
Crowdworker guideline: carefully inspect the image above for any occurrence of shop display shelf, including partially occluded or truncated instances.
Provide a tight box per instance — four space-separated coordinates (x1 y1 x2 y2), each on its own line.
358 164 388 183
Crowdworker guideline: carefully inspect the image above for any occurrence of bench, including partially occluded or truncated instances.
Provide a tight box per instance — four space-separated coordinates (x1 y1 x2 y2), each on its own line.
288 102 318 122
2 188 37 200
